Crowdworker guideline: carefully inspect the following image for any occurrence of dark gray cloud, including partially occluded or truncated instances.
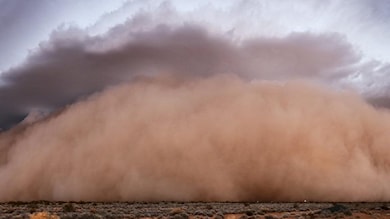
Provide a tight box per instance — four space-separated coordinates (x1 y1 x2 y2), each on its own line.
0 23 362 129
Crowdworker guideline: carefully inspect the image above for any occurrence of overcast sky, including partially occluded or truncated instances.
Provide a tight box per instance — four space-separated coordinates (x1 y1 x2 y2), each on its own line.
0 0 127 72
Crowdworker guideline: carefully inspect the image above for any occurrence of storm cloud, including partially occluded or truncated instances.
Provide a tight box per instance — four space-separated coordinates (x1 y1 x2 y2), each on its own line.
0 24 365 129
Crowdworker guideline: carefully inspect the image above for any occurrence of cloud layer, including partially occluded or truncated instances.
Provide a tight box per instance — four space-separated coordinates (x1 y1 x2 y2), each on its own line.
0 24 370 129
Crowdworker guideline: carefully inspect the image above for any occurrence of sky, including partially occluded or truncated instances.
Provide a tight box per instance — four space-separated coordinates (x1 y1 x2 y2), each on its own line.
0 0 126 72
0 0 390 128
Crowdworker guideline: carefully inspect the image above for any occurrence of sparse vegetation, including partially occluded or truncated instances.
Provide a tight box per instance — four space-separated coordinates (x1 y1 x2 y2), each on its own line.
29 212 59 219
63 203 75 212
0 202 387 218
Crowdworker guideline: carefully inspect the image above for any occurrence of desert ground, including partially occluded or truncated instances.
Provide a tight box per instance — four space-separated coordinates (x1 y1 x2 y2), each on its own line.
0 202 389 219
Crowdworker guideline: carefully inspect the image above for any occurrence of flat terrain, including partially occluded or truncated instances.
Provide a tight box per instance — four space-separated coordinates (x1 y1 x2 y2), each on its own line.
0 202 389 219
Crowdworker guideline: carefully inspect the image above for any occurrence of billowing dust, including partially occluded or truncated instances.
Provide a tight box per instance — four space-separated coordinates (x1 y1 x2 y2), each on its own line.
0 74 389 202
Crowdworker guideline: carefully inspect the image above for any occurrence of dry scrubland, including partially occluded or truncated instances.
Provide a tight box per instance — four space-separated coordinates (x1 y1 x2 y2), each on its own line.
0 202 389 219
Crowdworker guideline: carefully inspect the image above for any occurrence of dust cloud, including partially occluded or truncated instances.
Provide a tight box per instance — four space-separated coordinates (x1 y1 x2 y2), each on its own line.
0 74 389 202
1 1 390 202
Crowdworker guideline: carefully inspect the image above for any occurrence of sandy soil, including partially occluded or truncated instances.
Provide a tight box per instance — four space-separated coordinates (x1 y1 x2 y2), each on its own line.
0 202 389 219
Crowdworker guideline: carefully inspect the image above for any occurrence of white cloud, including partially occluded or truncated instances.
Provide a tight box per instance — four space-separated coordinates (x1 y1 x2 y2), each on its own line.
89 0 390 62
